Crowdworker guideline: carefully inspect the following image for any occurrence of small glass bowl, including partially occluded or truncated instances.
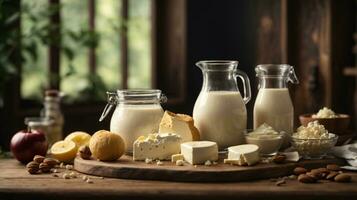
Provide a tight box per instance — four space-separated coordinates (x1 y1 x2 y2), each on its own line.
244 130 283 156
291 133 338 159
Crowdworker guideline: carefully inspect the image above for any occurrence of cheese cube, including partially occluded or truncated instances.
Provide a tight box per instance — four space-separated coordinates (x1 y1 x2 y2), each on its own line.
171 154 184 163
181 141 218 165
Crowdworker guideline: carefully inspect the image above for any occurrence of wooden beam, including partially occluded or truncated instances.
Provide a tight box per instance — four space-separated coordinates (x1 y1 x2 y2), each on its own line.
150 0 157 89
120 0 129 89
48 0 61 90
280 0 288 64
88 0 96 74
256 0 284 64
152 0 187 104
329 0 355 126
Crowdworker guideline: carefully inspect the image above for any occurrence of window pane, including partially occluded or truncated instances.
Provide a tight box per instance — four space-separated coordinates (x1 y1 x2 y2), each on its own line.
128 0 151 88
96 0 121 90
60 0 89 102
21 0 48 101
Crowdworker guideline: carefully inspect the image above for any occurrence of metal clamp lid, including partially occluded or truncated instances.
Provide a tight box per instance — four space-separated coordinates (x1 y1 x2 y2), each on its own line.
99 92 118 122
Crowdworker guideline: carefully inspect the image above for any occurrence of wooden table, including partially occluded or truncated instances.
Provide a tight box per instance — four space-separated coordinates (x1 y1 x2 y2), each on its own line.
1 159 357 200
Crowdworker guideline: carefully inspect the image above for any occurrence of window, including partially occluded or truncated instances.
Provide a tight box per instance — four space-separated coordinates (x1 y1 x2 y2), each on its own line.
20 0 152 103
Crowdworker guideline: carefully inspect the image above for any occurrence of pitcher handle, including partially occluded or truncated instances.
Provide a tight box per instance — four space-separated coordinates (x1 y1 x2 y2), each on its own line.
99 92 118 122
235 69 251 104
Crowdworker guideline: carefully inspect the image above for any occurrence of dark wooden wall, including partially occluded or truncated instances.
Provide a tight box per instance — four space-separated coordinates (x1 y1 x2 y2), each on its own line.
185 0 355 129
252 0 355 128
185 0 257 123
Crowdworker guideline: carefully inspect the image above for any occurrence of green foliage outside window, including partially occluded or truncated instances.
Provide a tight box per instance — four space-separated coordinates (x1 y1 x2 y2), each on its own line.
0 0 151 104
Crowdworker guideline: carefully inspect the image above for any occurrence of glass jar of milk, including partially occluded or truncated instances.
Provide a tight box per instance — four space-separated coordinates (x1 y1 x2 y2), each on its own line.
193 60 251 150
253 64 299 149
99 90 166 153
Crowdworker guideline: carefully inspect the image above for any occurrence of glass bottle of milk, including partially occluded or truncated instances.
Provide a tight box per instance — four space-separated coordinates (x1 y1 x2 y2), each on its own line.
40 90 64 147
193 60 251 150
99 90 166 153
253 64 299 148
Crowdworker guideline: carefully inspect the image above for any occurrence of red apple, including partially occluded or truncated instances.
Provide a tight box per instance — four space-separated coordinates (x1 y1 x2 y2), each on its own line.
10 129 48 164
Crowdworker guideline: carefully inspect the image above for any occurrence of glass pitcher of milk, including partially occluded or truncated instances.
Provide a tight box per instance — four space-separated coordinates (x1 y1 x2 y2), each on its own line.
253 64 299 149
193 60 251 150
99 90 166 153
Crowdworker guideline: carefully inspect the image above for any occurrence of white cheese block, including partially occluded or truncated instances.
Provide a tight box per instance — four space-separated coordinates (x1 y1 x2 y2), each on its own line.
159 111 200 143
133 133 181 161
228 144 260 166
181 141 218 165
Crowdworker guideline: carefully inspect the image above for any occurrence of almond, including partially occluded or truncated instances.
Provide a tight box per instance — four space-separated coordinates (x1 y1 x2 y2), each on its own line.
326 171 339 180
27 167 39 174
306 172 319 180
39 162 51 173
293 167 307 175
275 179 286 186
78 145 92 160
326 164 340 171
272 154 286 164
26 161 39 174
310 169 328 179
43 158 60 167
334 174 351 183
298 174 317 183
316 168 330 174
33 155 45 163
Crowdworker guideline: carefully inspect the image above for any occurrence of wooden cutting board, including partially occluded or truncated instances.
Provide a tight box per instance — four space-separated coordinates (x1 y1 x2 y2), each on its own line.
74 155 345 182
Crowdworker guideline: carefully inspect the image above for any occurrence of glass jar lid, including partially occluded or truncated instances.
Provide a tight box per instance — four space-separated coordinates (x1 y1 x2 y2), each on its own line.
255 64 299 84
99 89 167 122
116 89 166 104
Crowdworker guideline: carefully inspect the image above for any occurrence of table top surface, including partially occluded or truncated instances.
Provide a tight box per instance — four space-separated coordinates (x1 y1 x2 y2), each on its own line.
1 159 357 200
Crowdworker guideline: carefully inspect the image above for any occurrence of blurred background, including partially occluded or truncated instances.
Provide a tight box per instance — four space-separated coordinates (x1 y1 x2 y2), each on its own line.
0 0 356 150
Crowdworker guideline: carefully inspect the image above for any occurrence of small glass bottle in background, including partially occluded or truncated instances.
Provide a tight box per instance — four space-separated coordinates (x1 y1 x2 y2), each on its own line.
40 90 64 146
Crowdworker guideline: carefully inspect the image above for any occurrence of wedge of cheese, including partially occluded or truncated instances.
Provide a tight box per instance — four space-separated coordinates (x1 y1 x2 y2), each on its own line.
133 133 181 161
227 144 260 166
159 111 200 143
181 141 218 165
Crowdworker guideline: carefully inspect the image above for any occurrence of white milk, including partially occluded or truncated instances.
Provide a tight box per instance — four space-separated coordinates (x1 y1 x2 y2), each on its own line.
253 88 293 147
193 91 247 149
110 104 164 152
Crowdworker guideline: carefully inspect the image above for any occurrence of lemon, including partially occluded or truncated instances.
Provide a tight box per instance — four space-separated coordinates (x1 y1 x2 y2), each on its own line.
89 130 125 161
65 131 91 150
51 140 77 162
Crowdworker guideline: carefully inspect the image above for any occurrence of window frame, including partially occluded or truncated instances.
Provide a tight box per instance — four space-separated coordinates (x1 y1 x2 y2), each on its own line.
17 0 142 112
13 0 188 116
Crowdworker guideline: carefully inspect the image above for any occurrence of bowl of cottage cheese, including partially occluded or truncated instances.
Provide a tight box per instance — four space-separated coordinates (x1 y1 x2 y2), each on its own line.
299 107 350 135
245 123 283 156
292 121 338 159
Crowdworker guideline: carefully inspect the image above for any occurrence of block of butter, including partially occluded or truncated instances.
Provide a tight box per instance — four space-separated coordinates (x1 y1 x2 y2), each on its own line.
133 133 181 161
181 141 218 165
159 111 200 143
227 144 260 166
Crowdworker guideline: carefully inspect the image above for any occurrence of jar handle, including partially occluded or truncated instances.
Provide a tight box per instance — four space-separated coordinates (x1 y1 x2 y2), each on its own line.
288 66 299 84
235 69 251 104
160 93 168 103
99 92 118 122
